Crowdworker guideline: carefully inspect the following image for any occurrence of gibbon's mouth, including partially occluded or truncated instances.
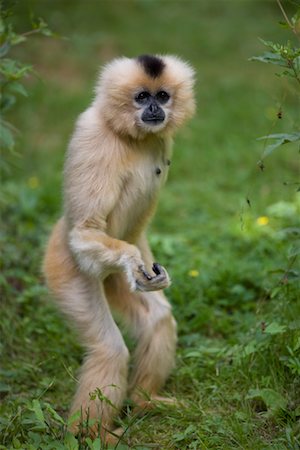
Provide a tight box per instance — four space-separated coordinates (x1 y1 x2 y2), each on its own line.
142 118 165 125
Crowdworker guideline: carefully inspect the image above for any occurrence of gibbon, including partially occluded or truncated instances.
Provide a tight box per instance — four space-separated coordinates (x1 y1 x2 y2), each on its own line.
43 54 195 442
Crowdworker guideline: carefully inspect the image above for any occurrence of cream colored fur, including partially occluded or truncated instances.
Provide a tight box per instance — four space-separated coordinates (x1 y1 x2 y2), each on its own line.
43 54 195 442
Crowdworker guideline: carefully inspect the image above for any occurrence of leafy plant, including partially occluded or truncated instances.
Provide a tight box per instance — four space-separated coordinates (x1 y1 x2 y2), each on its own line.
0 2 54 167
250 1 300 165
249 2 300 322
251 38 300 83
246 388 287 418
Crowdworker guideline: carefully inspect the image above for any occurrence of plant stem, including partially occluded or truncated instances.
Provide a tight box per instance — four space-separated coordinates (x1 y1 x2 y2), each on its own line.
21 29 42 38
277 0 299 39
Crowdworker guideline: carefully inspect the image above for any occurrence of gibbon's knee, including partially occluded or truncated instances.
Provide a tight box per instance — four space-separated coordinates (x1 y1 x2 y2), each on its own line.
80 340 130 385
75 339 130 398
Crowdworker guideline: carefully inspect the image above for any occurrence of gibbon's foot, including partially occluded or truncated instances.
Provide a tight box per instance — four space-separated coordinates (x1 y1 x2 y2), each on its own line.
132 395 179 415
136 263 170 292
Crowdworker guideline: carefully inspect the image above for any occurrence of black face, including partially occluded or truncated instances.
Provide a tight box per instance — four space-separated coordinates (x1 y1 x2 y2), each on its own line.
135 90 170 125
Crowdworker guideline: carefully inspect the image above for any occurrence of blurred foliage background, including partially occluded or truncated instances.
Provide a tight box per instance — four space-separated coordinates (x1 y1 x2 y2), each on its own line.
1 1 299 449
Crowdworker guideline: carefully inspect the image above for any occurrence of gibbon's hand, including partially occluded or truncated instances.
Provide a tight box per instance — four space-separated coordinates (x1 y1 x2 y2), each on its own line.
123 251 170 292
135 262 170 292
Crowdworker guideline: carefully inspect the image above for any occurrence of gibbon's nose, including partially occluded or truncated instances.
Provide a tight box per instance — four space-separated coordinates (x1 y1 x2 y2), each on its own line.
142 99 165 124
149 102 159 114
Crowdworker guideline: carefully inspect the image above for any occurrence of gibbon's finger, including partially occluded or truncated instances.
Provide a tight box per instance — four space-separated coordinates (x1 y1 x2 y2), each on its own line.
148 276 169 290
135 271 169 291
151 263 169 282
138 265 153 280
136 264 169 289
135 266 157 291
147 265 170 290
135 278 152 291
152 262 162 275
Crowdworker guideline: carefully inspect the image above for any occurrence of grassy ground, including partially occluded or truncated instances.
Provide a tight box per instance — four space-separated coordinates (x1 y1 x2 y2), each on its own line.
1 1 300 449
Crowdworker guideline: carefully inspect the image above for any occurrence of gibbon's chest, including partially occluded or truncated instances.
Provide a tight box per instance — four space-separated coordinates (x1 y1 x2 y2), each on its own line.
109 141 172 241
132 147 171 196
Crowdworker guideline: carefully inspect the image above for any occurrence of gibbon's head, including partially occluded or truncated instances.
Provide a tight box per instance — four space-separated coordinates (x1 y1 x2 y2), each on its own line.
95 54 195 138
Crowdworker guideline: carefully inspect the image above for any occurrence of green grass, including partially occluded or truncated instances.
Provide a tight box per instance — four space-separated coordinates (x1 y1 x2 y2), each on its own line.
1 1 300 449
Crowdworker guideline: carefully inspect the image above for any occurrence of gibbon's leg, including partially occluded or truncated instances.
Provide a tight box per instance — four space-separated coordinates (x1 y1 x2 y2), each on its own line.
43 219 129 441
104 235 177 406
130 291 177 407
105 275 177 405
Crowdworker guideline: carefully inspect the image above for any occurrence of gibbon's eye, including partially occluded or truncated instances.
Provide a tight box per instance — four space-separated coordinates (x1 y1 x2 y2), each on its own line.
135 91 151 104
156 91 170 104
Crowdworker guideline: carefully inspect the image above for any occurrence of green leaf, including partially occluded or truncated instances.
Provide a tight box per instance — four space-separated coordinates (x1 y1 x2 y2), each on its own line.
0 58 32 80
283 269 299 282
86 438 102 449
0 42 10 57
250 52 288 67
31 399 46 426
258 132 300 140
294 55 300 70
279 227 300 236
257 132 300 158
0 93 16 112
67 410 81 427
64 432 79 450
12 438 21 449
259 38 278 49
0 122 15 149
241 340 258 357
265 322 287 335
9 32 26 46
0 382 11 393
8 81 28 97
32 17 55 37
288 246 300 258
44 402 66 425
278 21 290 29
270 286 282 299
246 388 287 416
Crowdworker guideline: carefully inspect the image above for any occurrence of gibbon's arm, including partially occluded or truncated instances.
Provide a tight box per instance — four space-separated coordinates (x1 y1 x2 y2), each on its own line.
69 209 170 292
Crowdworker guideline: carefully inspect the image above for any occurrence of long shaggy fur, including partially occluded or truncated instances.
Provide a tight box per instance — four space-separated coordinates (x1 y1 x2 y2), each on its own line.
43 54 195 442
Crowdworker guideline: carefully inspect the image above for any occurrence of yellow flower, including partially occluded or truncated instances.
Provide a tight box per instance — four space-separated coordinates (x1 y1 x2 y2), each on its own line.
28 176 39 189
256 216 269 226
188 269 199 277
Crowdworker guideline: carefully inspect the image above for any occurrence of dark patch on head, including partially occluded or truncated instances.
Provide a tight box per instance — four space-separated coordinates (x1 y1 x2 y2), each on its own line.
137 54 165 79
